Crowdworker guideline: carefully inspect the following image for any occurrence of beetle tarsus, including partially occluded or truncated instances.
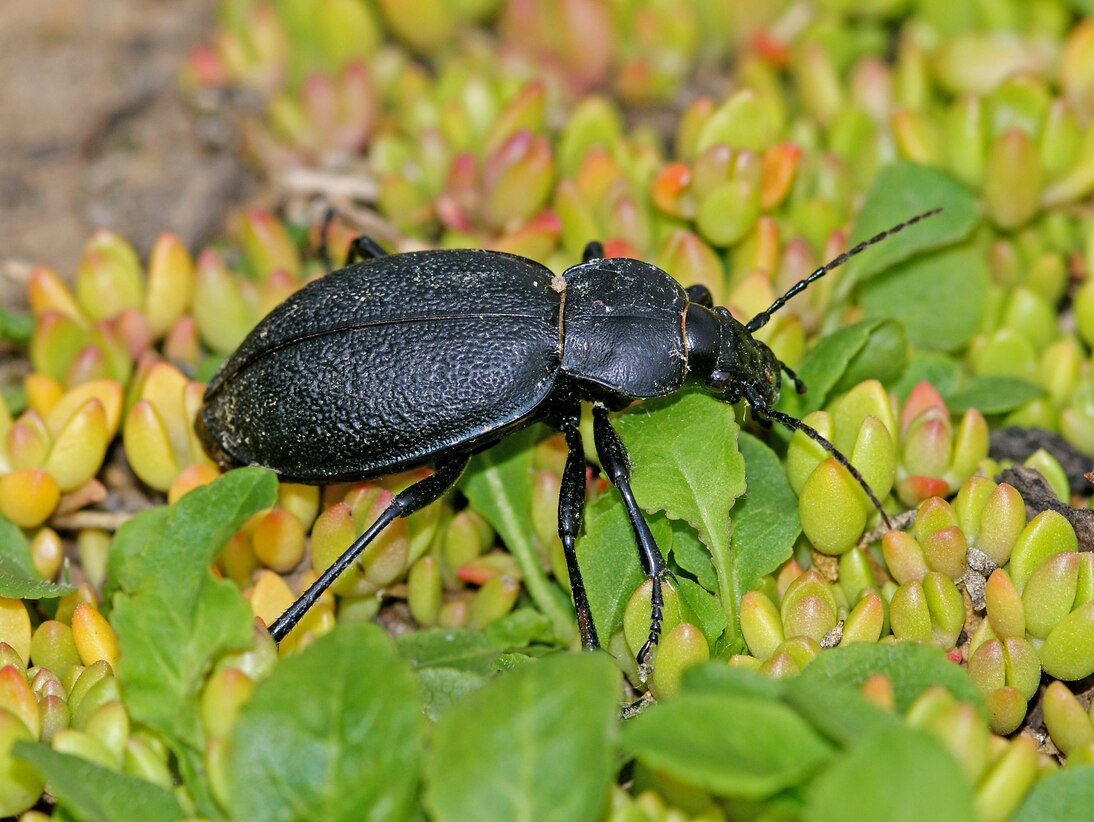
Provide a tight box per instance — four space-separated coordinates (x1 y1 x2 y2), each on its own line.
592 404 668 664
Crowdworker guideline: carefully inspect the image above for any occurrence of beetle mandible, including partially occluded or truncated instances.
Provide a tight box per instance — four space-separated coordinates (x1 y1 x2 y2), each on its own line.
198 208 941 663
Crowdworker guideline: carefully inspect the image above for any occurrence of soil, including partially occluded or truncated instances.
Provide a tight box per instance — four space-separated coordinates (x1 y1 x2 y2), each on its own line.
0 0 252 306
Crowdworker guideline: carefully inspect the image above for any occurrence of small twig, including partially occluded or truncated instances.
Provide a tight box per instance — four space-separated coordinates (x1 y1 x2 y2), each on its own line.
51 510 134 532
858 509 916 547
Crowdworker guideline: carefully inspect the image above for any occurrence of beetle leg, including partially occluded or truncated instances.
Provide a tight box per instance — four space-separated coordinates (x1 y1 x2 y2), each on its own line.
555 404 600 652
685 284 714 308
267 454 469 642
345 236 390 265
591 404 666 669
582 241 604 263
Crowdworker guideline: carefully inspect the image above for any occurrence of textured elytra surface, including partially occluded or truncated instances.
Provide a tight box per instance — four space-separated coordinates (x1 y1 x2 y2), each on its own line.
203 250 563 481
560 258 688 398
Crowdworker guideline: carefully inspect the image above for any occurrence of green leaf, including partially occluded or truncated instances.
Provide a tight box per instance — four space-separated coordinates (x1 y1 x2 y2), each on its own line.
624 690 832 799
839 163 980 293
0 306 33 345
804 726 975 822
781 679 899 747
731 434 800 600
616 391 745 642
397 627 501 674
667 519 717 590
944 375 1045 414
779 319 895 418
1013 764 1094 822
676 577 727 649
229 623 423 822
798 643 984 715
484 608 556 647
889 351 963 403
415 667 485 722
13 742 186 822
576 490 649 638
0 513 74 599
424 652 619 822
461 428 574 643
858 245 989 352
109 468 276 758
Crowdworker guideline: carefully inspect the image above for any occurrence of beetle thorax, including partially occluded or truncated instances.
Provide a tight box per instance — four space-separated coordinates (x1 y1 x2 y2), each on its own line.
684 305 781 407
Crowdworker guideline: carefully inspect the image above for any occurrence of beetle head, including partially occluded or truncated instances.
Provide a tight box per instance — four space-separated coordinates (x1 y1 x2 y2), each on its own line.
704 308 782 410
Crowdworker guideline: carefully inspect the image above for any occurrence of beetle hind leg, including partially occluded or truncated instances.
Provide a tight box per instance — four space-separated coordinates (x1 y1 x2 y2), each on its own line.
268 454 469 642
555 404 600 651
591 404 667 672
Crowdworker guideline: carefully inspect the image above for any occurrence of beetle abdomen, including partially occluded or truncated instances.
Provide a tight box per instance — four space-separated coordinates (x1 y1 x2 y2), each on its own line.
202 251 562 481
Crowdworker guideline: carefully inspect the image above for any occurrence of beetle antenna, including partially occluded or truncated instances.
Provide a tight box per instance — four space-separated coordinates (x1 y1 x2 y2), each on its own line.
748 395 893 530
781 361 807 395
746 207 942 334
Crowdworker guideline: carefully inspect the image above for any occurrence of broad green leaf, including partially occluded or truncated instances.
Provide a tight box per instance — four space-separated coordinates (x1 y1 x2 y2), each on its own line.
424 652 619 822
624 690 832 799
889 351 963 402
461 427 574 642
1012 764 1094 822
944 375 1045 414
616 391 745 641
229 623 423 822
676 577 727 649
839 163 980 293
416 667 486 721
798 643 983 715
804 727 975 822
681 662 787 701
13 742 185 822
731 434 800 601
110 468 276 759
781 679 899 747
779 319 896 418
397 627 501 674
576 490 651 638
484 608 556 647
829 318 908 394
859 246 989 352
0 513 74 599
0 306 33 345
668 520 717 590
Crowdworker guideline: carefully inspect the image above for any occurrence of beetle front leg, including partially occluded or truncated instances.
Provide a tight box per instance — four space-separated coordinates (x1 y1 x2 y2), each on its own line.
555 404 599 651
591 404 666 669
268 453 469 642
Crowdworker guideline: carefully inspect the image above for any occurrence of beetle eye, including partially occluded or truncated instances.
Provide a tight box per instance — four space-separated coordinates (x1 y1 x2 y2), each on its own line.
709 369 731 389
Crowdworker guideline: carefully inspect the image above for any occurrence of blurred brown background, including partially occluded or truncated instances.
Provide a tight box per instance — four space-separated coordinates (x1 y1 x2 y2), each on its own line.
0 0 249 281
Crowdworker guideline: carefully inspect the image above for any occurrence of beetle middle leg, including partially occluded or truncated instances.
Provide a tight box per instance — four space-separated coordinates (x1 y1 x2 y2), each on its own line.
267 453 469 642
554 403 600 651
591 404 667 669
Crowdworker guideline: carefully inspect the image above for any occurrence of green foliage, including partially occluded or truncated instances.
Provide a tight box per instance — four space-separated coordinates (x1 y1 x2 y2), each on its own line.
229 623 423 821
0 513 74 598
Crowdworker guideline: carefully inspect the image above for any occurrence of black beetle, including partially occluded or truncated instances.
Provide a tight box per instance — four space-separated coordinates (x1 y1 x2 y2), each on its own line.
199 208 940 662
